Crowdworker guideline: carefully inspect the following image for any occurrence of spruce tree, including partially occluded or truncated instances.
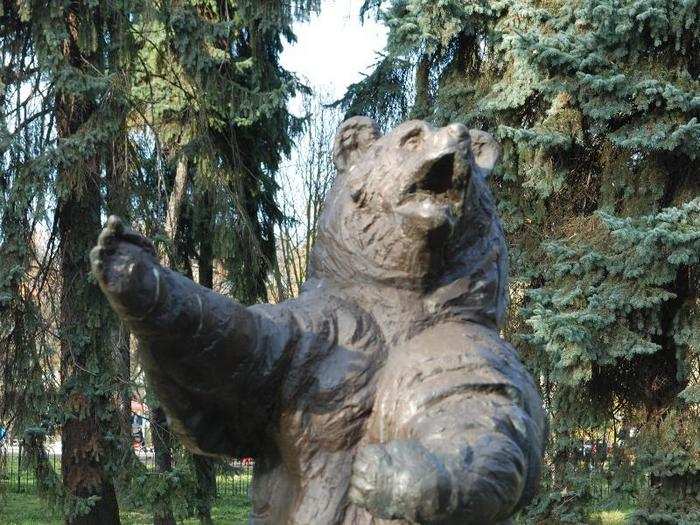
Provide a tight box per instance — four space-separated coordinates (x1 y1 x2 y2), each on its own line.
0 1 51 442
49 2 123 522
127 2 320 520
153 0 320 304
349 0 699 520
3 0 323 521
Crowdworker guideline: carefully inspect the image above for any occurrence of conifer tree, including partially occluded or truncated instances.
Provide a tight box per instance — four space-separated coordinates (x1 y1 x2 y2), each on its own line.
2 0 320 522
0 0 50 443
128 2 319 521
47 2 126 522
350 0 699 520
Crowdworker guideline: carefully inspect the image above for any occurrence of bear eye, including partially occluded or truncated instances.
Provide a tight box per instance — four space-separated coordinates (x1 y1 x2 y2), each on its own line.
400 129 424 150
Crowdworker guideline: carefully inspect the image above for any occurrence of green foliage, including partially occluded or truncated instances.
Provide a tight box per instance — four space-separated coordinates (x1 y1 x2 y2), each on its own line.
1 0 319 522
339 55 414 129
129 0 321 304
526 200 700 395
349 0 700 519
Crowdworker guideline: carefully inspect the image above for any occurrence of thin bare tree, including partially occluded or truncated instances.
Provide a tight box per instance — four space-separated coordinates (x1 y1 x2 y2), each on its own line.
269 94 342 302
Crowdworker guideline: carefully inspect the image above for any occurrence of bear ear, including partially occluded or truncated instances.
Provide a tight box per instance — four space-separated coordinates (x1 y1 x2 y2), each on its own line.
333 116 381 172
468 129 501 176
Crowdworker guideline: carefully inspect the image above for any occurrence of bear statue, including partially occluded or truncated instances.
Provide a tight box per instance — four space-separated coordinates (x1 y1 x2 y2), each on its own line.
90 117 547 524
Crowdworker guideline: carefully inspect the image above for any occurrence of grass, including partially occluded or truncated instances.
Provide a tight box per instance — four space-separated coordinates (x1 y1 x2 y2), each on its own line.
0 491 251 524
1 453 253 523
589 507 635 525
2 490 637 524
1 492 60 525
512 505 635 524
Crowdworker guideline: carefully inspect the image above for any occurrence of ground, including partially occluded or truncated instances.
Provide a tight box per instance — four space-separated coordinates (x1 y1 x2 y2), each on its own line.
1 491 634 524
1 492 251 525
588 509 629 525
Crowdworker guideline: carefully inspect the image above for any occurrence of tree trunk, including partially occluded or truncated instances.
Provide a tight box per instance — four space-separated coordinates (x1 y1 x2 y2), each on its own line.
56 6 121 525
191 455 216 525
410 53 432 120
57 145 121 525
57 135 121 525
192 187 217 525
164 156 189 264
150 154 189 525
151 406 176 525
24 429 60 500
106 124 133 441
114 325 132 442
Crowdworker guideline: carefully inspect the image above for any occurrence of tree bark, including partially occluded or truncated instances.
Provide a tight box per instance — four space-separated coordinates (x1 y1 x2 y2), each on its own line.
411 53 432 120
164 156 189 265
196 188 214 290
107 125 133 437
151 406 176 525
192 187 217 525
56 6 120 525
191 455 216 525
57 150 121 525
57 128 121 525
150 154 189 525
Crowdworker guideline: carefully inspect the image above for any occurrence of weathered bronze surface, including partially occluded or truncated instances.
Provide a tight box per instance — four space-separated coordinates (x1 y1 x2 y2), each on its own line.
91 117 547 524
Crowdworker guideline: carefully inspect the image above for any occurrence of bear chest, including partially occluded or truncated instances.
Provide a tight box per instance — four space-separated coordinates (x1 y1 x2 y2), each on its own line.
277 303 387 461
280 342 384 458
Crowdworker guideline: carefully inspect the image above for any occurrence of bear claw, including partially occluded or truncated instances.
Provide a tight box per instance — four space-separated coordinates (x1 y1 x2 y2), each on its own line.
90 216 161 317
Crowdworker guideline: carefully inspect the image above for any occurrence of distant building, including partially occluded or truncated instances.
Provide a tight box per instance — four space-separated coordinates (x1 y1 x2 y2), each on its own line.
131 399 149 449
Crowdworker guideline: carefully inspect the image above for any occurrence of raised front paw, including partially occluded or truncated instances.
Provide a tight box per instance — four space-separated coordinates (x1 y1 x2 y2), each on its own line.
90 215 162 319
349 440 451 523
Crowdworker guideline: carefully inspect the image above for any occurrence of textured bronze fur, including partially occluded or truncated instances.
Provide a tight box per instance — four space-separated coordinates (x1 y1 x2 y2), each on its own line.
91 117 546 524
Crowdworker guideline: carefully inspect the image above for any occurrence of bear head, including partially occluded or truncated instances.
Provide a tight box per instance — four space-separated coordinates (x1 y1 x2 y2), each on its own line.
306 117 508 329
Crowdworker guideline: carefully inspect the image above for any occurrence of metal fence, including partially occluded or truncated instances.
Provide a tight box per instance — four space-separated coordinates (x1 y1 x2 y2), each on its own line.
0 445 253 498
0 445 58 493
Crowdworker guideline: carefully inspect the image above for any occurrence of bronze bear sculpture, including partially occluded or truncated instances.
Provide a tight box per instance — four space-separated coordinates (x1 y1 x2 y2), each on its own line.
91 117 547 524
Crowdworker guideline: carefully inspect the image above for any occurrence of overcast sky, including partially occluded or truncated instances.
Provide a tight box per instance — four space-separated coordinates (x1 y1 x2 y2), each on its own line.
275 2 387 226
281 0 387 106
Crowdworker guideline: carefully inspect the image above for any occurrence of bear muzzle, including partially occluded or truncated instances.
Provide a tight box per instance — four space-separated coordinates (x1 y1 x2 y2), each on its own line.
395 131 471 230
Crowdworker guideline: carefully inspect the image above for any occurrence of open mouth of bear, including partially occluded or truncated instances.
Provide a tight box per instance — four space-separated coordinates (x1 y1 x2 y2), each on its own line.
418 153 459 194
397 151 468 225
405 152 467 201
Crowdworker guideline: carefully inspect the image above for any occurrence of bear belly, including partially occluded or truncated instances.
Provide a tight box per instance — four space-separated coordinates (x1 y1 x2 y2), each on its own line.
251 339 382 525
249 401 374 524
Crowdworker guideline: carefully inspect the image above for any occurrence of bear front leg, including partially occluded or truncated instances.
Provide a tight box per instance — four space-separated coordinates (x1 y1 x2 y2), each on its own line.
91 215 255 349
90 216 288 456
350 323 546 524
350 426 528 525
349 440 452 523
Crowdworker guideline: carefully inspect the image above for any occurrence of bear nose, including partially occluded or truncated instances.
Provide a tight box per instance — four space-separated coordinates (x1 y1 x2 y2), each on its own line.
446 123 469 141
432 123 469 152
